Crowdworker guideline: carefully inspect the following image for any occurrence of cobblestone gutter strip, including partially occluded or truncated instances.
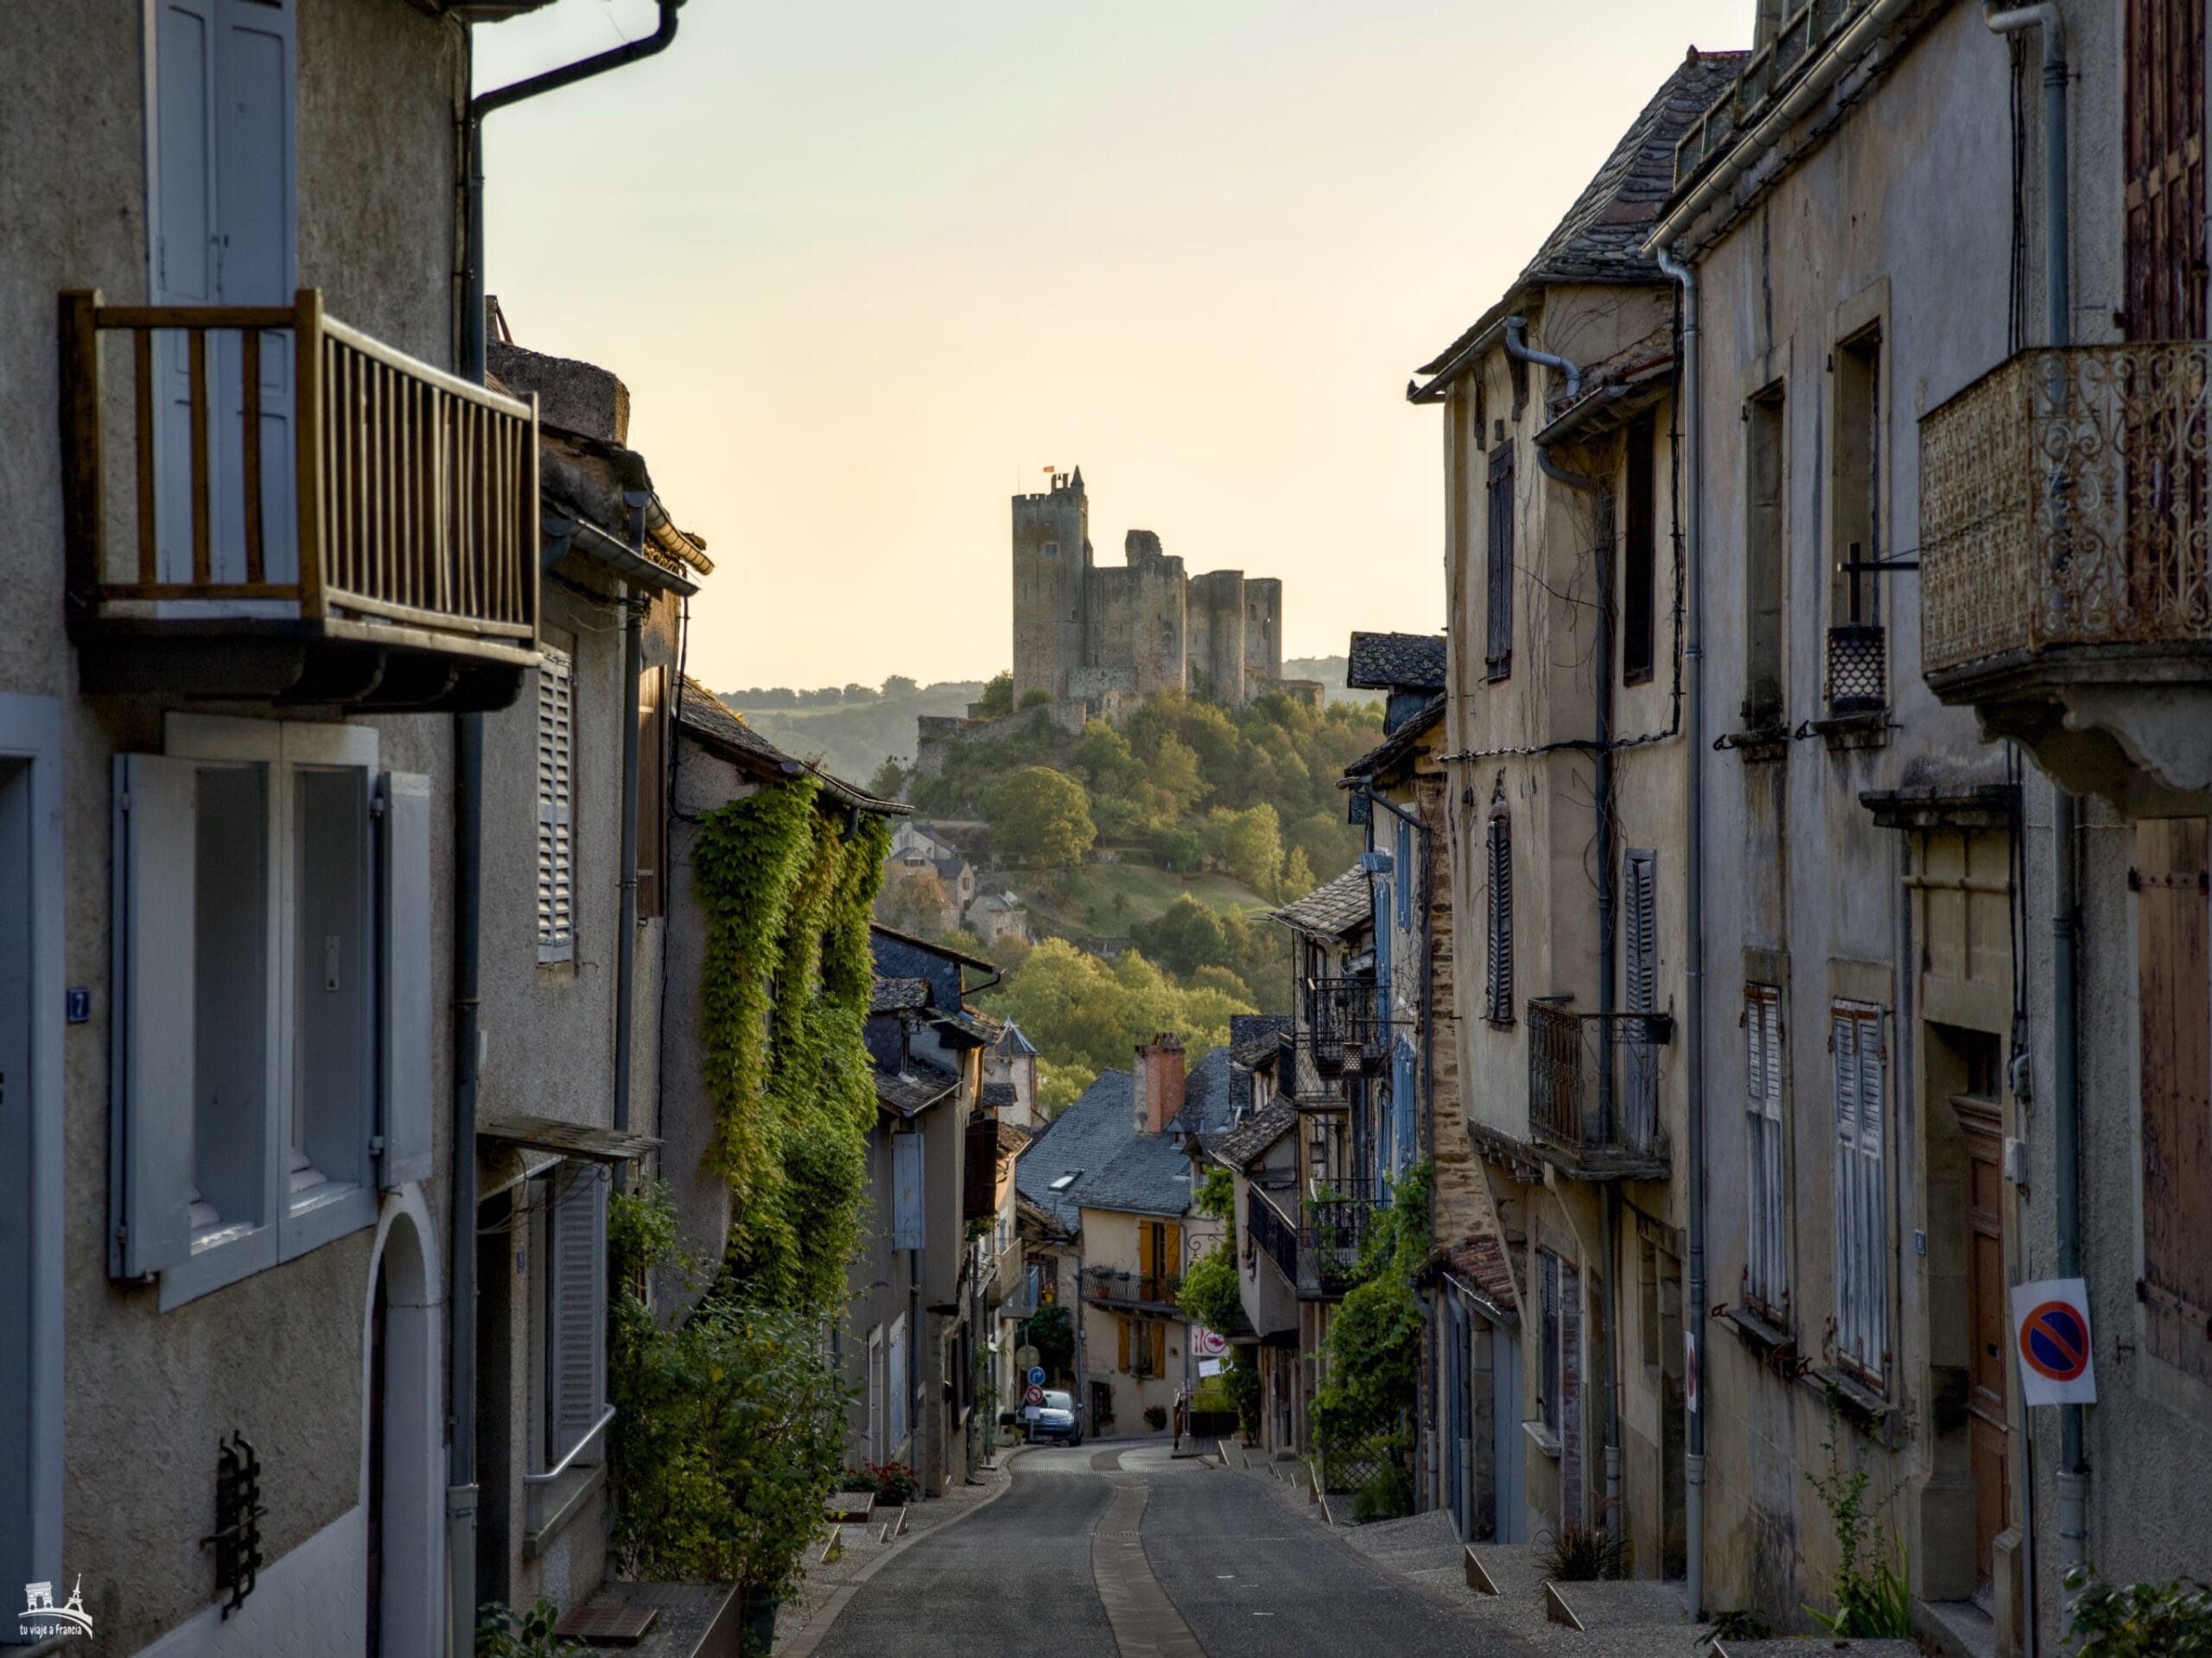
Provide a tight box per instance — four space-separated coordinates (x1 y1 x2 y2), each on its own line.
1090 1479 1206 1658
774 1448 1031 1658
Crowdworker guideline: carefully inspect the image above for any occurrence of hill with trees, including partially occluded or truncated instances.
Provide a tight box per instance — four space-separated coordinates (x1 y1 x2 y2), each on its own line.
720 676 985 784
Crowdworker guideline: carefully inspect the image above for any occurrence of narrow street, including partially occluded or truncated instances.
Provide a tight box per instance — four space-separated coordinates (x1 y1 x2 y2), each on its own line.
807 1442 1503 1658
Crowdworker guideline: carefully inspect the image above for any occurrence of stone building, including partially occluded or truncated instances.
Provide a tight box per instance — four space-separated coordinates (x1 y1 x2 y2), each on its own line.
1010 469 1287 718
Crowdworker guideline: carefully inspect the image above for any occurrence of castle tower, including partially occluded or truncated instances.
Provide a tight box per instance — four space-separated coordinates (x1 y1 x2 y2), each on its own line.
1123 530 1186 699
1243 577 1283 689
1188 569 1247 706
1012 469 1090 705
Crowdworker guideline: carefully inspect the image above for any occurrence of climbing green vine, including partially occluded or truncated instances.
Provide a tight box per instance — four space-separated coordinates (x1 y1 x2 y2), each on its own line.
1310 1161 1433 1517
692 779 891 1310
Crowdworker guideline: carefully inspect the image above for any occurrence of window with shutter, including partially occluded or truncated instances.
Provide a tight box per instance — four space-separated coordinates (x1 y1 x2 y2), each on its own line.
537 648 575 962
2124 0 2208 341
1831 1001 1888 1385
1396 818 1414 931
1486 448 1516 680
1484 812 1515 1025
1624 851 1658 1147
546 1163 608 1465
888 1314 908 1451
1117 1316 1132 1375
2133 819 2212 1386
1743 983 1787 1320
893 1130 925 1251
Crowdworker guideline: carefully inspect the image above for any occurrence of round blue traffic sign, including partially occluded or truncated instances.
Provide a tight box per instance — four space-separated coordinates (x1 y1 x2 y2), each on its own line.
1027 1366 1046 1388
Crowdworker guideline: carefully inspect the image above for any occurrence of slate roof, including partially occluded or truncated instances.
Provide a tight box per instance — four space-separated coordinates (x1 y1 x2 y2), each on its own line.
1170 1045 1240 1149
1412 50 1751 385
997 1022 1039 1058
1015 1070 1137 1231
1271 866 1373 938
1013 1049 1235 1226
981 1083 1018 1109
1213 1099 1295 1170
1228 1014 1291 1069
1342 696 1446 783
1347 632 1447 693
1077 1128 1198 1219
871 977 931 1014
678 676 906 816
871 927 993 1015
996 1119 1033 1156
876 1059 959 1118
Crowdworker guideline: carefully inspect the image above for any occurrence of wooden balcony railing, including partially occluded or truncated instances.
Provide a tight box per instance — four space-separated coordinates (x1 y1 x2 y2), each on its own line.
1526 1000 1671 1179
1922 342 2212 676
60 288 537 665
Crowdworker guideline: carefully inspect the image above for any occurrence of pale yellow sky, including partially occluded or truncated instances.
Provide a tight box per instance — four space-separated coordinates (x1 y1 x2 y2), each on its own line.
478 0 1752 690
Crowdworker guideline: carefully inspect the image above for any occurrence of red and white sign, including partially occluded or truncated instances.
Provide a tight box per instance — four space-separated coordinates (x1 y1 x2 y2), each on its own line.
2012 1277 2096 1407
1023 1384 1045 1408
1192 1326 1229 1360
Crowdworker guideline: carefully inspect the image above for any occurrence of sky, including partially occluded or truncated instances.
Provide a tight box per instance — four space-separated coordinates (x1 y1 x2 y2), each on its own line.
478 0 1752 691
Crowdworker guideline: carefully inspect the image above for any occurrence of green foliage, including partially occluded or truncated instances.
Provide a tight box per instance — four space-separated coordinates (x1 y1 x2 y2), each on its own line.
1310 1164 1433 1471
477 1600 587 1657
1224 1349 1263 1435
2065 1567 2212 1655
1025 1303 1076 1378
693 783 888 1310
984 767 1097 868
1540 1524 1629 1582
866 757 906 799
982 939 1252 1074
875 863 953 937
1803 1414 1912 1638
1697 1610 1772 1649
1205 803 1284 896
1354 1459 1416 1524
1177 1245 1242 1335
1193 1166 1236 1222
1128 895 1287 1012
1035 1058 1096 1116
863 1460 921 1505
607 1183 854 1598
1020 688 1053 709
976 671 1015 718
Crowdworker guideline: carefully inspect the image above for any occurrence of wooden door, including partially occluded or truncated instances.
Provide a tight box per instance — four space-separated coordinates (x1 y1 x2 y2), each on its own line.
1959 1099 2008 1604
2125 0 2208 341
2135 821 2212 1386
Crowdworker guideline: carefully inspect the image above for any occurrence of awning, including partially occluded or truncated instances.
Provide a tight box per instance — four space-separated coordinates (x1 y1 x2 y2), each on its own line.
477 1114 660 1164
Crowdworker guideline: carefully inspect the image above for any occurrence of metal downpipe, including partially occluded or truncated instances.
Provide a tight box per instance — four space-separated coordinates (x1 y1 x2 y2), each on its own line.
1655 243 1705 1623
615 588 644 1134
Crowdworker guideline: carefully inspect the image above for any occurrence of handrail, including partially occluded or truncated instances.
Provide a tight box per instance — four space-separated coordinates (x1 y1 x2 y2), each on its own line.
524 1402 614 1534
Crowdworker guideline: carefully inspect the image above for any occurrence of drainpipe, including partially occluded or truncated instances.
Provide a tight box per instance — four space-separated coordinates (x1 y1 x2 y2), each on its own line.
1986 5 2080 1642
452 12 683 1656
1654 244 1705 1623
614 577 644 1134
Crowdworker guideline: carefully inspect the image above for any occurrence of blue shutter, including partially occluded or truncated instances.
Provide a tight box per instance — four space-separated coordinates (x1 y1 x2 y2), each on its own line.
1395 1038 1418 1167
1397 819 1413 929
893 1131 925 1250
377 772 432 1189
111 755 199 1278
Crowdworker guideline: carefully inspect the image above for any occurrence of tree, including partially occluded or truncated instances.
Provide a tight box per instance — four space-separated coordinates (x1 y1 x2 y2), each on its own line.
1133 893 1228 979
876 864 953 937
1212 803 1284 895
1071 720 1139 793
1280 844 1317 901
984 767 1096 868
1036 1058 1096 1115
867 757 907 800
1148 734 1208 814
1020 688 1053 709
976 671 1014 719
881 675 918 698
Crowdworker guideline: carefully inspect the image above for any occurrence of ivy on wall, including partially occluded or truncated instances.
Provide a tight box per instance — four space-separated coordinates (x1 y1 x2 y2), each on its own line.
1309 1161 1433 1516
691 779 893 1311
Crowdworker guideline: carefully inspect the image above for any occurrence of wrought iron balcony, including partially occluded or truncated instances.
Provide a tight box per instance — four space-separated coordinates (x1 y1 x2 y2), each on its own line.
1247 1190 1300 1287
1079 1265 1182 1310
1296 1179 1384 1298
59 288 537 710
1921 341 2212 800
1304 978 1380 1075
1526 1000 1671 1180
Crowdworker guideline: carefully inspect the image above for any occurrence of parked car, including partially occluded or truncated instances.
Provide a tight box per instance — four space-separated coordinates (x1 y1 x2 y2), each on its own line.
1026 1389 1083 1446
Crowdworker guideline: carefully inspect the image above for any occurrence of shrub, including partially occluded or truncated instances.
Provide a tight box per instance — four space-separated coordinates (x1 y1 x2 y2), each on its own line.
477 1600 587 1657
1539 1524 1627 1583
1802 1412 1911 1638
1145 1405 1169 1432
866 1460 921 1506
2066 1566 2212 1655
1353 1461 1415 1523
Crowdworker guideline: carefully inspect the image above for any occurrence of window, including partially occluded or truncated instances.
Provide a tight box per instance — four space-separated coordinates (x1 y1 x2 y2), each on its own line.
1743 386 1786 727
1484 810 1514 1024
2124 0 2208 340
1118 1317 1165 1377
1827 329 1885 712
893 1130 925 1250
2131 818 2212 1386
536 645 575 962
1831 1001 1888 1384
1485 448 1516 680
1041 540 1059 558
636 664 669 920
1622 411 1656 684
1744 983 1787 1320
1623 850 1658 1146
1538 1250 1561 1433
543 1162 608 1467
110 717 430 1305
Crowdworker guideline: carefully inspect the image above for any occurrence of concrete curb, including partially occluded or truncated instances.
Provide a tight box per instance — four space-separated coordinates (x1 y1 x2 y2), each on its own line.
775 1445 1033 1658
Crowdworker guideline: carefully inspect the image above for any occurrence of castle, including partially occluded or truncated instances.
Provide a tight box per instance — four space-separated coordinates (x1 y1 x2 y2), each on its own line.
1011 469 1290 719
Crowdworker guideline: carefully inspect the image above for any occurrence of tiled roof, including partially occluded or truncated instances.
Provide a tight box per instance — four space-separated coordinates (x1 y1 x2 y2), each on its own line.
1414 50 1751 382
1271 865 1372 938
1014 1070 1135 1231
1171 1045 1239 1148
1228 1014 1291 1069
1342 696 1446 782
1077 1130 1197 1220
996 1119 1033 1156
1346 632 1446 692
1443 1231 1521 1321
997 1022 1038 1058
875 1059 959 1118
1213 1100 1295 1170
871 977 931 1013
678 676 906 816
981 1083 1018 1109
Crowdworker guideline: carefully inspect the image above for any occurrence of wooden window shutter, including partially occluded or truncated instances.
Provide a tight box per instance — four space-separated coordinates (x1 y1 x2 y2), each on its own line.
1138 1223 1157 1282
1744 983 1786 1316
547 1164 607 1462
963 1112 999 1221
1485 813 1515 1023
377 772 433 1189
1164 1223 1183 1283
1118 1317 1132 1374
111 754 200 1279
1486 447 1516 679
536 647 575 962
1831 1002 1886 1382
2133 818 2212 1384
2124 0 2208 341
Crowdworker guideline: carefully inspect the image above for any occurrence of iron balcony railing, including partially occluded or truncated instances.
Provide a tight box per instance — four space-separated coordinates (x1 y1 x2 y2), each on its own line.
1526 1000 1673 1178
1080 1265 1182 1307
59 288 538 662
1923 342 2212 677
1247 1190 1300 1286
1298 1178 1385 1297
1304 978 1381 1075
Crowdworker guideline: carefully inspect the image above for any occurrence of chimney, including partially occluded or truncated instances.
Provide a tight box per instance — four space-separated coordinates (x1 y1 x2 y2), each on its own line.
1133 1032 1186 1137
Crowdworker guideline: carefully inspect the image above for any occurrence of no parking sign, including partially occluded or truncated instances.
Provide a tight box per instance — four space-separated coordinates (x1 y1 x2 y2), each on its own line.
2011 1277 2096 1407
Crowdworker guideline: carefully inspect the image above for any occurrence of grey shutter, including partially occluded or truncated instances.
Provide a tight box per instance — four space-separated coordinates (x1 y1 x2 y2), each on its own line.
536 649 575 962
377 772 432 1189
1831 1004 1885 1379
1485 448 1515 677
1485 816 1514 1022
111 754 199 1279
1745 983 1785 1313
548 1164 607 1459
1624 851 1658 1147
893 1130 925 1251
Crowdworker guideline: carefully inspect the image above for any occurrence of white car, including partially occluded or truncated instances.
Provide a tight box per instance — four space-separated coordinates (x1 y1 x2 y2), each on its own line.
1025 1388 1083 1446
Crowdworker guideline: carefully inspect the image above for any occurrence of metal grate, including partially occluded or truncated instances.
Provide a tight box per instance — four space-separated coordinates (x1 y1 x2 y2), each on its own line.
1824 622 1887 713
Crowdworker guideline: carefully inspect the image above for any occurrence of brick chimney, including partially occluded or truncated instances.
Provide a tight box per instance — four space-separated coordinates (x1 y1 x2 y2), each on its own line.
1132 1032 1187 1137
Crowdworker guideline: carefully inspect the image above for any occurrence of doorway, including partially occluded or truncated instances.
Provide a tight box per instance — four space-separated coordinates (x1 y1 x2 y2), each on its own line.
1958 1090 2008 1609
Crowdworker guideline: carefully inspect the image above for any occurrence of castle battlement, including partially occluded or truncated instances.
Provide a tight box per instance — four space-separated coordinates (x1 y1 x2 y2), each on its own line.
1009 468 1282 717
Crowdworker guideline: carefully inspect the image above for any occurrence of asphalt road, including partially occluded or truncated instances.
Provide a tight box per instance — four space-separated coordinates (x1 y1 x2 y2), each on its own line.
809 1441 1513 1658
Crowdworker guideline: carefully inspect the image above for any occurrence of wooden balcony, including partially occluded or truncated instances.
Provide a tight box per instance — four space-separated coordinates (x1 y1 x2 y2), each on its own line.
1921 342 2212 804
1526 1000 1671 1181
60 289 538 711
